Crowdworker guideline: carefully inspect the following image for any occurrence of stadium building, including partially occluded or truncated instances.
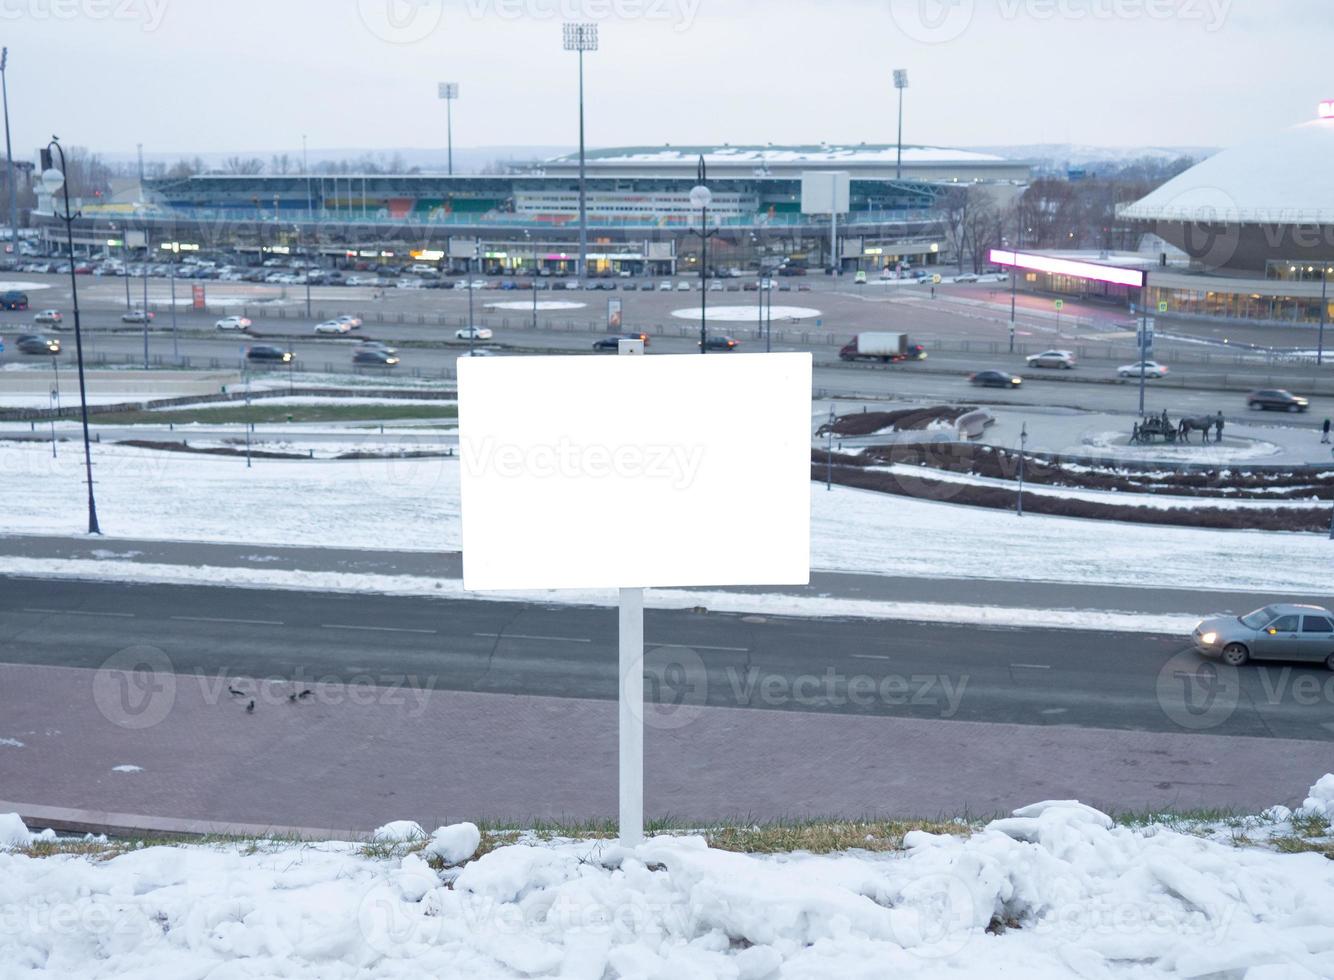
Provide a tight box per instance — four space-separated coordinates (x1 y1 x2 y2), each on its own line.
38 144 1027 277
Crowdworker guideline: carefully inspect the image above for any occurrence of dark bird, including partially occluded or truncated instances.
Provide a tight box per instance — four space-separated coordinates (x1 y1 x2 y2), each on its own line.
228 686 246 697
246 700 255 714
298 689 313 699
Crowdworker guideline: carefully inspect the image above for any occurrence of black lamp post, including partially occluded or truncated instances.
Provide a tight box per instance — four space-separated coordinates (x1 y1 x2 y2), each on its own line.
41 137 100 534
689 156 716 353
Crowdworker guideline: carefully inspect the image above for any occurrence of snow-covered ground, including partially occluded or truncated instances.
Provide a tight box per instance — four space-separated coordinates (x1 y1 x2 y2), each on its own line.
3 776 1333 978
2 440 1331 596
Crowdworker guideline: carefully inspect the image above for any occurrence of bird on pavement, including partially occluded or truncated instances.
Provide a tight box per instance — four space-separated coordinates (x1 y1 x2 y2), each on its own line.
246 700 255 714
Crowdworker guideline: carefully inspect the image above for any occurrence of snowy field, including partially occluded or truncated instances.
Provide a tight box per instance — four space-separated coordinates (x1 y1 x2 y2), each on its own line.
2 440 1332 597
3 776 1333 978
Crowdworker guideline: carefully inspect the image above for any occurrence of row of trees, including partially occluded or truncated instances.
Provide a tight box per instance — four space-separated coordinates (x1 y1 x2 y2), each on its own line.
939 155 1198 272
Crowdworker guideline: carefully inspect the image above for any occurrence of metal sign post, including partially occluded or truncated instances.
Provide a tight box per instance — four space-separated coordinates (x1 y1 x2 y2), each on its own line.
1138 316 1155 416
617 337 645 846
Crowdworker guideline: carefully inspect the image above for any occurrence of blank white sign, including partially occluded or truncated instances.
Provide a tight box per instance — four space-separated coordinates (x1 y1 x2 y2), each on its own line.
458 353 812 591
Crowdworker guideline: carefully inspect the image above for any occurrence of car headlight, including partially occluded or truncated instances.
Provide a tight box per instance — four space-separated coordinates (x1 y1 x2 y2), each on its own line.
1201 632 1218 645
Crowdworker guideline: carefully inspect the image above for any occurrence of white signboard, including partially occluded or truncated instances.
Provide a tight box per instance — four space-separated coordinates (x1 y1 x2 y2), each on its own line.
800 171 851 215
459 353 812 591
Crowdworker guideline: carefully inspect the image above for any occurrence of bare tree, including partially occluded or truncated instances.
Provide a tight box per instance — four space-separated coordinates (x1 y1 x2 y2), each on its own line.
269 153 293 175
224 156 265 175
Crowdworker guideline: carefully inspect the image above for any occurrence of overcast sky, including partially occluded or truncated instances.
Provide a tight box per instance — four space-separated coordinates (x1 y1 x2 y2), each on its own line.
6 0 1331 162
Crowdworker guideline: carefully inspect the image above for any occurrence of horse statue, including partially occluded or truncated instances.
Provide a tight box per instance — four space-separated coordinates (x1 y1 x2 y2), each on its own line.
1178 415 1215 443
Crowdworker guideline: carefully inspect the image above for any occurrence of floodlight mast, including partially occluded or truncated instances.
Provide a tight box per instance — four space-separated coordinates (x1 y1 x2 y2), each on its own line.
437 82 459 175
893 69 909 181
563 23 597 279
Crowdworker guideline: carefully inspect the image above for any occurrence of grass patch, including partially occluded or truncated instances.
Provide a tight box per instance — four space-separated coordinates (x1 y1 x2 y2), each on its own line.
94 403 458 426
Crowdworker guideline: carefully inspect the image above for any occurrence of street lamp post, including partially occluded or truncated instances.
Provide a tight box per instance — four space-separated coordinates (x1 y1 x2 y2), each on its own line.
689 158 715 354
1318 264 1328 367
893 69 909 182
167 241 178 360
1 49 17 256
141 221 150 368
563 23 597 279
1016 422 1027 517
437 83 459 176
41 138 100 534
302 134 312 223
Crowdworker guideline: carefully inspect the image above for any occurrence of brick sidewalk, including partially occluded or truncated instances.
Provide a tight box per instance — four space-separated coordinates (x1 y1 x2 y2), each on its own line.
1 662 1327 835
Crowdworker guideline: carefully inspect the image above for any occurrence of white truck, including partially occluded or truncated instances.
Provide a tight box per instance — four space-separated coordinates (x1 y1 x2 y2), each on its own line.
837 331 926 364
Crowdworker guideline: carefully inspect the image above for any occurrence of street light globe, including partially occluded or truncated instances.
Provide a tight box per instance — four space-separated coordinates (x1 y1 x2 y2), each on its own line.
689 185 712 209
40 168 65 194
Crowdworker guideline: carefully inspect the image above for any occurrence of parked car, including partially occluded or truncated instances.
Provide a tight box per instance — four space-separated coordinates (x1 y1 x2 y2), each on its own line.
15 334 59 355
700 335 740 351
1026 349 1077 370
676 281 692 291
658 281 674 291
1118 360 1169 379
1246 389 1309 413
33 309 62 326
969 370 1022 388
121 310 154 323
1 290 29 310
1193 604 1334 668
854 271 867 285
215 316 252 331
353 348 399 367
954 272 980 283
246 345 293 363
345 275 378 287
456 326 493 340
314 319 349 334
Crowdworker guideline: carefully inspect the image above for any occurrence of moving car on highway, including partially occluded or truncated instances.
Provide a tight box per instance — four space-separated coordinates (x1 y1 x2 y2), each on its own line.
121 310 154 323
33 309 62 326
457 326 493 340
969 370 1022 388
15 334 60 355
0 290 28 310
699 335 740 351
215 316 252 331
1119 360 1168 379
353 348 399 367
246 345 293 363
335 315 362 330
314 319 350 334
1246 389 1309 413
1026 349 1076 369
592 332 652 351
1193 604 1334 668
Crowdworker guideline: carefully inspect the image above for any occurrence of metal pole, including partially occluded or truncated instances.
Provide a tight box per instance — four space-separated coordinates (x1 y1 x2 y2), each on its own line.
1139 308 1147 416
532 275 538 331
618 585 644 846
303 135 312 222
49 355 58 457
1008 267 1017 353
765 279 772 353
468 247 476 356
447 95 454 176
49 139 100 534
577 48 587 279
699 202 707 353
896 85 904 181
1017 423 1027 517
1 50 17 257
141 223 150 368
244 375 251 469
169 248 178 360
826 406 835 490
1318 266 1327 368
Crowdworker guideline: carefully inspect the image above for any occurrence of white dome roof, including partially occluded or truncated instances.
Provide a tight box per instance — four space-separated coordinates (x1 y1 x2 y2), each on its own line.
1120 117 1334 225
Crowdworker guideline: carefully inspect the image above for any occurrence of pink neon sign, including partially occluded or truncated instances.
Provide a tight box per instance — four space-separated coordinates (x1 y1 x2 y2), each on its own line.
989 249 1147 289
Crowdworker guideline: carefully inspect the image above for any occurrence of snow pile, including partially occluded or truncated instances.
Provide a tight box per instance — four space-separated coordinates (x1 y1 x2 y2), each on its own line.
0 812 29 850
1299 775 1334 820
3 791 1334 977
424 822 480 866
372 821 426 845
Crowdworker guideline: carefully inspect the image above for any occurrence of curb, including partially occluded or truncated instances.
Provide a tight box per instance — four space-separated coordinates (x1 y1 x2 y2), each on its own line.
1 799 370 842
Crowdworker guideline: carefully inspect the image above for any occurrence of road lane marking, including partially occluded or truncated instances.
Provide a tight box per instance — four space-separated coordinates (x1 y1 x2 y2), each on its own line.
851 654 892 661
1011 663 1051 670
172 616 284 626
474 632 592 644
323 624 437 635
648 641 748 652
23 608 134 618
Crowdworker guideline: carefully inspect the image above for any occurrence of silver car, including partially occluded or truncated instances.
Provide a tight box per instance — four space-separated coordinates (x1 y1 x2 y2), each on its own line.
1192 604 1334 668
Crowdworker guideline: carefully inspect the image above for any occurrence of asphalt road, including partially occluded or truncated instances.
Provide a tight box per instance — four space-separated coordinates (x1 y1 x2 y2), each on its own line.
3 577 1331 742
